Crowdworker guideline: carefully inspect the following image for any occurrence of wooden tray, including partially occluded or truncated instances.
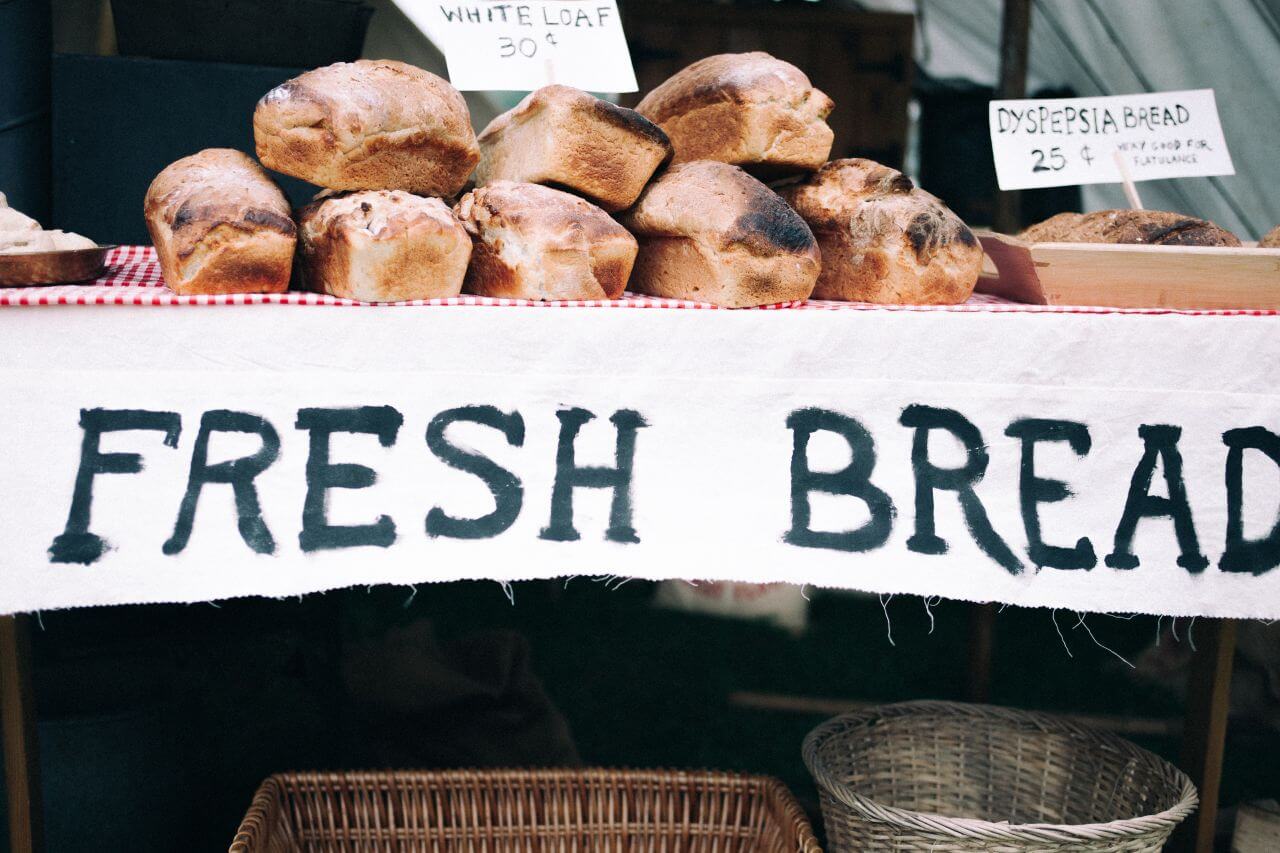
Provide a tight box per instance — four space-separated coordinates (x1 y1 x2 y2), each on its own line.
0 245 115 287
977 231 1280 310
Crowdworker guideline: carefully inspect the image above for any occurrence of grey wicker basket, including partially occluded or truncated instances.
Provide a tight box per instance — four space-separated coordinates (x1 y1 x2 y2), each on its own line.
803 701 1197 852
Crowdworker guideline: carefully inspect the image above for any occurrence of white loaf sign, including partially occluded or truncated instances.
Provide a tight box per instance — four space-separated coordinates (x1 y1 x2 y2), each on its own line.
989 89 1234 191
391 0 638 93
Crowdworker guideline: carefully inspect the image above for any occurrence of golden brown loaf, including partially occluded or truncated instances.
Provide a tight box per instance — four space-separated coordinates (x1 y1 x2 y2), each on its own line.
635 52 834 176
781 158 982 305
1257 226 1280 248
254 59 480 197
620 160 821 308
1021 210 1241 247
476 85 672 212
144 148 296 295
298 191 471 302
454 181 637 301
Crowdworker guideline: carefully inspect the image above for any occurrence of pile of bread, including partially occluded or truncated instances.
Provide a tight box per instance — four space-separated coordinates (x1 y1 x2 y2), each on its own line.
0 193 96 256
144 53 987 307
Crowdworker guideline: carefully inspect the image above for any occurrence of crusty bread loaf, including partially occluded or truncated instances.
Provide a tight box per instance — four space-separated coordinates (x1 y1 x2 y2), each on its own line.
635 52 834 176
1258 226 1280 248
254 59 479 196
620 160 821 307
298 191 471 302
454 181 637 300
144 148 296 295
1021 209 1241 246
781 158 982 305
476 86 672 212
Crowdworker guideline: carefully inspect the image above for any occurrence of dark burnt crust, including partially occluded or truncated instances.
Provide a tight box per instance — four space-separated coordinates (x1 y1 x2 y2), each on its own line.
173 201 295 237
1140 218 1234 246
905 208 977 263
586 97 673 153
729 196 817 257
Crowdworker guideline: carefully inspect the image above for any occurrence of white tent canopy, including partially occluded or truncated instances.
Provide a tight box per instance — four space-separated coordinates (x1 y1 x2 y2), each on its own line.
859 0 1280 239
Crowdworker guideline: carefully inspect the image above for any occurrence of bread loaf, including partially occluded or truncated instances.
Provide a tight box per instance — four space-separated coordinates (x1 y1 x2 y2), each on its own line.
298 191 471 302
254 59 479 196
1259 226 1280 248
781 159 982 305
476 85 672 212
144 149 296 295
620 160 821 307
635 52 834 176
1021 209 1241 246
454 181 637 300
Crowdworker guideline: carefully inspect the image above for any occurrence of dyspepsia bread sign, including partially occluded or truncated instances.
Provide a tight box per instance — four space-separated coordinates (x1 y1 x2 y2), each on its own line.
989 89 1235 191
391 0 638 93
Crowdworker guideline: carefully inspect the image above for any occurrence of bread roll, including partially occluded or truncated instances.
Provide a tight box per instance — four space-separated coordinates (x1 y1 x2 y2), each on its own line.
1258 226 1280 248
781 159 981 305
254 59 479 196
299 191 471 302
1021 210 1241 246
144 148 296 295
475 85 672 213
454 181 637 300
635 52 834 176
0 206 39 233
620 160 821 307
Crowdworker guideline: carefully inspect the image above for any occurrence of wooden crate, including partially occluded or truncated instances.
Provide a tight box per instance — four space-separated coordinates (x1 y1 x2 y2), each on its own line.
620 2 914 168
977 231 1280 310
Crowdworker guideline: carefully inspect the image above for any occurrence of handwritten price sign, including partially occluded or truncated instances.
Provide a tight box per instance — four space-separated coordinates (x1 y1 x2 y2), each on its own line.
392 1 638 93
989 90 1234 191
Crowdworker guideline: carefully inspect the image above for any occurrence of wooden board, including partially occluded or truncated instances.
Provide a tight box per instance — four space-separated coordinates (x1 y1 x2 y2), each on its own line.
977 231 1280 310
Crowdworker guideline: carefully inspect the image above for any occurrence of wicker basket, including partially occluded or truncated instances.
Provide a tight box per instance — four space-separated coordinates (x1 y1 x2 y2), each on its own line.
229 768 822 852
803 701 1197 852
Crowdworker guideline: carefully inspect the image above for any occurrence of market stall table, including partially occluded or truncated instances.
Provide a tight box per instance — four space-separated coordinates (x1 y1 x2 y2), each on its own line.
3 247 1279 853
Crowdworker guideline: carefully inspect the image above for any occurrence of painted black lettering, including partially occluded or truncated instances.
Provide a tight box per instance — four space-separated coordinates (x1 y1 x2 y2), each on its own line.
539 408 646 543
49 409 181 565
296 406 402 552
1220 426 1280 575
900 405 1023 574
784 408 894 552
162 411 279 556
1105 424 1208 571
1005 418 1096 570
425 406 525 540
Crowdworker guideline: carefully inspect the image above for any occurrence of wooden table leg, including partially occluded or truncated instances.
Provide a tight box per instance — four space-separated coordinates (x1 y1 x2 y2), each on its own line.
0 615 42 853
1168 618 1237 853
967 603 996 703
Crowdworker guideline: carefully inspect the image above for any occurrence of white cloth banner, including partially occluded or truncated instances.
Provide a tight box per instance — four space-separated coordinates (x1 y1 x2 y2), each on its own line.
2 305 1279 617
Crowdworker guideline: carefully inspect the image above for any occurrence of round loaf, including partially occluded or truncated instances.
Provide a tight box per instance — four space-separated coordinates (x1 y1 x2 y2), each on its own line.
298 191 471 302
254 59 479 196
1021 209 1241 246
476 85 672 212
781 159 981 305
635 52 834 176
1258 226 1280 248
620 160 821 307
144 148 296 295
454 181 637 301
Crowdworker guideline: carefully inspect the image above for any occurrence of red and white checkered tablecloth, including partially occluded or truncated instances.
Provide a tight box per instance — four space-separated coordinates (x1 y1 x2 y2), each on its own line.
0 246 1274 316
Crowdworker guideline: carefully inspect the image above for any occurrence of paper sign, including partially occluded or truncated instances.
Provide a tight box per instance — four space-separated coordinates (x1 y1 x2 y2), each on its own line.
989 89 1234 190
391 0 638 93
3 306 1280 619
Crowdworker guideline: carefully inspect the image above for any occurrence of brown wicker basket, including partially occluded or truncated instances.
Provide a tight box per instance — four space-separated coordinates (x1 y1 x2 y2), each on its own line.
803 701 1197 852
229 768 822 852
